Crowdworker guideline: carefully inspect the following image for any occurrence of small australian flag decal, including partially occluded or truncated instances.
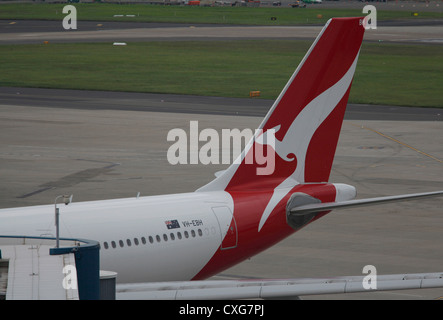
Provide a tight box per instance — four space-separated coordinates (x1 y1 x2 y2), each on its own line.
165 219 180 229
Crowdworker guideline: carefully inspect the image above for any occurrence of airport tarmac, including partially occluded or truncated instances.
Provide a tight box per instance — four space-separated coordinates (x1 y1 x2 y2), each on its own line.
0 89 442 299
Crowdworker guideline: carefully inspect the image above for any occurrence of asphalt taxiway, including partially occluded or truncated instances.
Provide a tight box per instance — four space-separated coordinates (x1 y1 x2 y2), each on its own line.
1 88 442 300
1 86 442 120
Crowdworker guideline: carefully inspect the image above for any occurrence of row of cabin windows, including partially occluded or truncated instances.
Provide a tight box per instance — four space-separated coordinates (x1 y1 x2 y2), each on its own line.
102 228 204 250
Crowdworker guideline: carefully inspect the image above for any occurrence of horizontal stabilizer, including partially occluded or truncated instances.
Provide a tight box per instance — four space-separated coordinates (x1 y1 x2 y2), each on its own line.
289 190 443 216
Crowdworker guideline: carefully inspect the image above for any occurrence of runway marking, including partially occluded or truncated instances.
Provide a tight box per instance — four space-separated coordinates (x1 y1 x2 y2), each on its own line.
349 122 443 164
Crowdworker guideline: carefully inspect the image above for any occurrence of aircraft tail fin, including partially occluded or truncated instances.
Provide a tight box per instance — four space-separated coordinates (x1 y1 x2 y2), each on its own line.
198 17 366 192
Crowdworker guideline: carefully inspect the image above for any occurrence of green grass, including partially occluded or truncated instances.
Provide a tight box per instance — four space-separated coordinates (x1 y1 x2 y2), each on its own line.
0 41 442 108
1 3 442 25
352 43 443 107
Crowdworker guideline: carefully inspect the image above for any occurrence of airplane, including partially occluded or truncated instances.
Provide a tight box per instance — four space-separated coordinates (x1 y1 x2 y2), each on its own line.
1 16 443 300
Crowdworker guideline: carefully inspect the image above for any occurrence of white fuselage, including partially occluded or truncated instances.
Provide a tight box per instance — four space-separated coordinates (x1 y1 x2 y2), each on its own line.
0 191 234 283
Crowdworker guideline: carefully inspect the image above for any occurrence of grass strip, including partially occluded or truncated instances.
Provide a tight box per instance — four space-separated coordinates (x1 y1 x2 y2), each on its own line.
0 40 441 108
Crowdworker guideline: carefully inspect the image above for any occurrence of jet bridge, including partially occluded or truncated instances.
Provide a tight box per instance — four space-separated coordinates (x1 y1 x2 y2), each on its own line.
0 236 102 300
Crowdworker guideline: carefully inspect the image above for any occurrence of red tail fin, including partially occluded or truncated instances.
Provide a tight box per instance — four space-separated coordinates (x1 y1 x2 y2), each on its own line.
198 17 365 192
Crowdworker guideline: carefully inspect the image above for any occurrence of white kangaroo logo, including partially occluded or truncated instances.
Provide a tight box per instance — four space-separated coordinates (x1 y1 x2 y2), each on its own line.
257 53 360 231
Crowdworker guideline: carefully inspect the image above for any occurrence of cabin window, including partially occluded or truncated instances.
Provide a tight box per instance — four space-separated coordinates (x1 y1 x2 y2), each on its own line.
104 228 208 250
